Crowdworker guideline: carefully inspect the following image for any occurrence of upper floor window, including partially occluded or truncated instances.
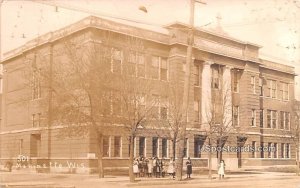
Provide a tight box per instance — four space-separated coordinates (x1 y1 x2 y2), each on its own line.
194 64 200 86
160 58 168 81
232 69 241 93
259 77 263 96
112 48 123 73
211 65 221 89
151 56 168 81
260 109 264 128
251 76 255 94
233 106 239 127
32 68 41 100
283 82 289 100
267 109 277 128
251 109 256 127
32 113 41 127
266 79 277 98
128 52 145 77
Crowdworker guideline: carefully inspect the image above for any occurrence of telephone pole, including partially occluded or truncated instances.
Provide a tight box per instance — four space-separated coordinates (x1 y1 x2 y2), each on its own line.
176 0 206 181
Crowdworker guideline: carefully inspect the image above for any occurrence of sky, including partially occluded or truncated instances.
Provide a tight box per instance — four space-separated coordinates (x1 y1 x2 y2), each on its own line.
1 0 300 98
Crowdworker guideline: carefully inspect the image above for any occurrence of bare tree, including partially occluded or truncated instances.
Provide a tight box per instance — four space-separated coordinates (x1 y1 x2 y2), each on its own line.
203 67 234 179
23 31 118 178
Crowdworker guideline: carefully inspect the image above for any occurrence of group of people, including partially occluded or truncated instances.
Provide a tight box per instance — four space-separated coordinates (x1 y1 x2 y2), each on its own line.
133 156 193 179
133 156 176 178
133 157 226 180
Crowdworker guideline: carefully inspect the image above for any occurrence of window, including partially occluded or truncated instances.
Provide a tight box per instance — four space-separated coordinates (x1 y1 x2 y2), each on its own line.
278 82 289 100
162 138 168 158
160 96 168 120
103 136 110 157
194 136 205 158
285 112 290 130
266 79 277 98
267 110 271 128
194 100 200 122
251 109 256 127
128 136 135 157
259 77 263 96
139 137 145 157
183 138 188 158
128 52 136 76
212 65 221 89
32 68 41 99
281 143 285 158
32 113 41 127
273 143 277 158
251 141 256 158
259 109 264 128
151 56 159 79
150 56 168 81
280 111 284 129
233 106 239 127
194 64 200 86
112 48 122 73
114 136 121 157
152 137 158 157
283 83 289 100
251 76 255 94
272 80 277 98
260 142 264 158
160 106 168 120
112 92 122 116
128 52 145 77
272 111 277 128
232 69 240 93
266 80 271 97
279 82 283 100
286 143 290 158
160 58 168 81
267 142 272 158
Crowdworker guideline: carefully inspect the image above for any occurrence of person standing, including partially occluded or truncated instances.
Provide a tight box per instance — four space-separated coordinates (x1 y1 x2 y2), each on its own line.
167 158 175 179
186 157 192 179
147 158 153 177
133 158 139 178
218 160 225 180
152 157 157 177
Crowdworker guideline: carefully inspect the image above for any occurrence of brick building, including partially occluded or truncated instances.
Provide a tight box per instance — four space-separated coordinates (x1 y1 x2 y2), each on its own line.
0 16 296 173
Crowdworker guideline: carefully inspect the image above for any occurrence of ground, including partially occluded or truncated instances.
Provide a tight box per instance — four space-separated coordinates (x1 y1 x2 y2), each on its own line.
0 170 300 188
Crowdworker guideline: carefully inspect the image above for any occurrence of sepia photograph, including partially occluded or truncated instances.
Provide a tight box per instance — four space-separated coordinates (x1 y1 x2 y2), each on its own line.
0 0 300 187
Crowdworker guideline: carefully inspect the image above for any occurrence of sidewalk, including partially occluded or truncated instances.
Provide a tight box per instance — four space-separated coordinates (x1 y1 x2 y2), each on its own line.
0 170 298 188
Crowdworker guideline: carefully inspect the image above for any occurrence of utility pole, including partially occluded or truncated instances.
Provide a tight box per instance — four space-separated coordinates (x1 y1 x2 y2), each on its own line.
175 0 195 181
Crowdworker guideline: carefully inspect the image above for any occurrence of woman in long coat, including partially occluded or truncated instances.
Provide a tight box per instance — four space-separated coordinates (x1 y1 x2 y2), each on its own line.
167 158 175 179
186 157 192 179
218 160 225 179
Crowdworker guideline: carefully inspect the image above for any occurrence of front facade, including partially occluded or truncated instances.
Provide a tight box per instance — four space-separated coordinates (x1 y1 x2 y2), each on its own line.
0 16 296 173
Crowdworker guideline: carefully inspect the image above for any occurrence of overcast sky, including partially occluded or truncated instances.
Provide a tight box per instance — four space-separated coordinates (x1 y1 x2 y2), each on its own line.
1 0 300 98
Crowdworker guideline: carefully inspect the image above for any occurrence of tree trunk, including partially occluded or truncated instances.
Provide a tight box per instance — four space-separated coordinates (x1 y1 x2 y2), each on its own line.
129 135 135 182
172 138 176 159
208 138 212 179
97 132 104 178
175 138 184 181
297 143 299 176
